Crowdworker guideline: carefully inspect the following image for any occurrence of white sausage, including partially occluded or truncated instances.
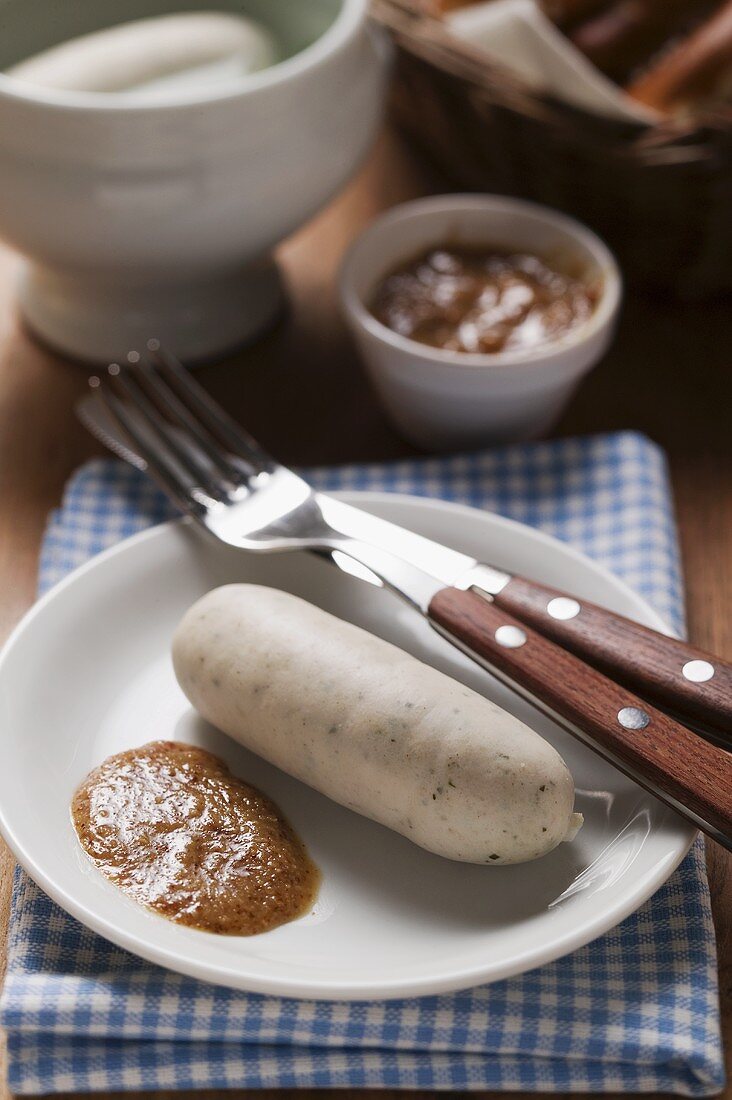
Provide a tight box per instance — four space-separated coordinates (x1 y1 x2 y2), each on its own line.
7 13 277 95
173 585 582 865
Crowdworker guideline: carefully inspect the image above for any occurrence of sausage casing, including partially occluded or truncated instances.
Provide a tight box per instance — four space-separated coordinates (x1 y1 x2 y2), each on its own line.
173 585 582 864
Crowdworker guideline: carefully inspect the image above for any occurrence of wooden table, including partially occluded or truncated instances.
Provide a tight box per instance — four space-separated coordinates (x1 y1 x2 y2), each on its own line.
0 127 729 1100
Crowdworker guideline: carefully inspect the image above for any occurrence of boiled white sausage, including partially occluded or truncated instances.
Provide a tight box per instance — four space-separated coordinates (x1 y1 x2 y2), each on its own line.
7 13 277 96
173 585 582 864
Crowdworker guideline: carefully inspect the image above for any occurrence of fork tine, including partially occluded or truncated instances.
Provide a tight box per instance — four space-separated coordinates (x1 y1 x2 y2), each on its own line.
92 378 207 518
127 353 245 488
146 341 276 475
107 364 227 503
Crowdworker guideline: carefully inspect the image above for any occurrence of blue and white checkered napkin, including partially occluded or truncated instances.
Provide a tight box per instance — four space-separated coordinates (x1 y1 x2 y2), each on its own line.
0 431 724 1096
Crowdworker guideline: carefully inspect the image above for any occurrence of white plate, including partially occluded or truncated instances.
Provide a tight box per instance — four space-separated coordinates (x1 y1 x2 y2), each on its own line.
0 494 694 1000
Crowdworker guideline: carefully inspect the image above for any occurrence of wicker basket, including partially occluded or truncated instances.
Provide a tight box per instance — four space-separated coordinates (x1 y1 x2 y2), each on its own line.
371 0 732 297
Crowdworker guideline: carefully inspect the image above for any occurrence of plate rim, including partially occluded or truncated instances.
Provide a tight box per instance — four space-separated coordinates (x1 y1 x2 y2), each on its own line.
0 492 696 1000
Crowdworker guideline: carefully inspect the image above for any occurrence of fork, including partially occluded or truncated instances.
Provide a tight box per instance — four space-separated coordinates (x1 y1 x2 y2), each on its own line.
84 344 732 851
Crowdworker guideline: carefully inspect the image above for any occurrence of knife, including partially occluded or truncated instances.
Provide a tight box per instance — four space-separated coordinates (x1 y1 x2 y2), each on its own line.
78 393 732 750
77 378 732 851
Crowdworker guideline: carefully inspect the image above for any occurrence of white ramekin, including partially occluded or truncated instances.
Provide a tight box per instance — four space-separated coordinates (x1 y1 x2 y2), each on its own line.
339 194 622 451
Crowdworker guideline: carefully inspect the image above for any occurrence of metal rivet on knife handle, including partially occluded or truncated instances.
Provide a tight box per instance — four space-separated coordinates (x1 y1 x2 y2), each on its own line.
547 597 581 620
683 660 715 683
495 625 527 649
618 707 651 730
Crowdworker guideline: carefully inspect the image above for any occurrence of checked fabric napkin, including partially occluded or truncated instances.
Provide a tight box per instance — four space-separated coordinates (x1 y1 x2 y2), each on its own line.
0 431 724 1095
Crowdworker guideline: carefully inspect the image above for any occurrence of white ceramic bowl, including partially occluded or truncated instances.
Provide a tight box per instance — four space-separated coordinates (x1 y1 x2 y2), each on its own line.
0 0 388 363
339 195 622 451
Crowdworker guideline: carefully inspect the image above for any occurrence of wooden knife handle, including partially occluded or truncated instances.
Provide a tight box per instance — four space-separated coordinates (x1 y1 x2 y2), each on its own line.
429 587 732 849
490 575 732 742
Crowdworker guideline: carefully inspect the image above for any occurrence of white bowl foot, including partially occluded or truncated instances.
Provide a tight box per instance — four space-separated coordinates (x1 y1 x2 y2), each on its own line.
18 256 285 366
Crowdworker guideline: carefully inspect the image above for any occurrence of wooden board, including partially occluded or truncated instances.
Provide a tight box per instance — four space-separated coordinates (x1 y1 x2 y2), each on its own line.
0 127 729 1098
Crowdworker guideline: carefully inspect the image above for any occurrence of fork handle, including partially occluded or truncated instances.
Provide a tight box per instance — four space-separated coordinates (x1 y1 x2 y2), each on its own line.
429 587 732 850
490 575 732 744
